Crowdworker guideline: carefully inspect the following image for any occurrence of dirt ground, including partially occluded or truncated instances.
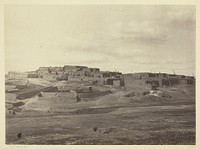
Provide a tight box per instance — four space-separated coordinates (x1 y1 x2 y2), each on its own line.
5 78 195 145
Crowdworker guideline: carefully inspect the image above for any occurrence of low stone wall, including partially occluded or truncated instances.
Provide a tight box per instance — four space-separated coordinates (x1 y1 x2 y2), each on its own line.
78 90 112 98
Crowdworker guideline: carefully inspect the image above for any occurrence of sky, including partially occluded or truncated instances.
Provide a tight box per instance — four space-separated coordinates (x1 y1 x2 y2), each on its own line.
5 5 196 75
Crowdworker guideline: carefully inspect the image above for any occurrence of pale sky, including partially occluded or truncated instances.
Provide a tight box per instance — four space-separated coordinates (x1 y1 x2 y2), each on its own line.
5 5 195 75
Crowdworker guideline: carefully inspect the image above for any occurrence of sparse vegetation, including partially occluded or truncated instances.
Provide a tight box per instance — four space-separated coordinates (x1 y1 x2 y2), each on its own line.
6 78 195 145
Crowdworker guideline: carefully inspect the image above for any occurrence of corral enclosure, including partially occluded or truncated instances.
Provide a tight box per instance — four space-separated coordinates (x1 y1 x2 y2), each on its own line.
5 77 195 145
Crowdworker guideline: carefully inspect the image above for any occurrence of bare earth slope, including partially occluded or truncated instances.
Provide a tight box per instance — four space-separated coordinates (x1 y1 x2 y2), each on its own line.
6 79 195 145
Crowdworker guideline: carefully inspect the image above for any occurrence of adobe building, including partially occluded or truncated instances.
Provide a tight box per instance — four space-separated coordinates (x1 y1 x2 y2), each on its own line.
124 72 173 88
8 71 28 79
27 71 38 78
123 72 195 89
123 73 151 89
106 78 124 87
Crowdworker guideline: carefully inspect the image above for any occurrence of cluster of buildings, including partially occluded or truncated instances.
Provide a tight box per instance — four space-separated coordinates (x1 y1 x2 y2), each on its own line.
6 71 27 79
27 65 123 87
123 72 195 89
7 65 195 88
